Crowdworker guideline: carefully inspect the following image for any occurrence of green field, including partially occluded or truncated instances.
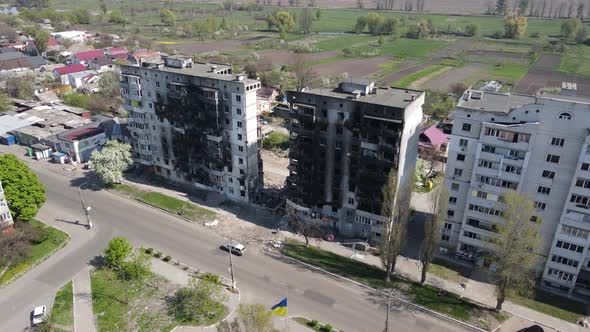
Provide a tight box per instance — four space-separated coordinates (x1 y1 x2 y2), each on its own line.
111 184 217 221
489 62 531 80
393 64 450 88
49 281 74 331
559 44 590 76
0 220 69 286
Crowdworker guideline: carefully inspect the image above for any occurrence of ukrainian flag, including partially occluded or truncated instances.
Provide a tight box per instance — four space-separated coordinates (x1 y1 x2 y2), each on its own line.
271 298 288 316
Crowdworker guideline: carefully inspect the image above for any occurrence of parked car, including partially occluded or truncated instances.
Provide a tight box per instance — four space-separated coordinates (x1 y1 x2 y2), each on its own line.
220 241 246 256
31 305 47 326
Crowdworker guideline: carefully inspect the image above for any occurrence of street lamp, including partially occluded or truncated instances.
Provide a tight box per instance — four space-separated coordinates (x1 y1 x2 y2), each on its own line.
78 182 93 229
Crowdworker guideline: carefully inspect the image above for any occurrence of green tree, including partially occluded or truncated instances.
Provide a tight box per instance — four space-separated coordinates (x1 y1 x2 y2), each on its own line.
380 169 413 282
121 249 151 281
367 12 384 34
465 23 479 36
6 76 34 99
98 71 121 98
504 13 527 38
423 90 456 121
160 8 176 26
108 10 127 24
0 154 46 221
266 10 294 40
23 25 49 53
419 179 448 285
90 140 133 185
496 0 508 15
561 18 583 40
488 191 541 310
168 275 228 323
103 237 133 269
413 19 431 39
378 36 384 46
0 91 10 112
354 15 368 33
381 17 400 36
237 303 276 332
99 0 107 15
71 9 91 24
315 9 321 20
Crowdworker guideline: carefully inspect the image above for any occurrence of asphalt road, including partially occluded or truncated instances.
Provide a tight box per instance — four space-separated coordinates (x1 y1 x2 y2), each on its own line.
0 162 469 332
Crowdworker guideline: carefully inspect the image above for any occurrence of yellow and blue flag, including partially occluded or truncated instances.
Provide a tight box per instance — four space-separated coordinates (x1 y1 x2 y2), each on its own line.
271 298 288 316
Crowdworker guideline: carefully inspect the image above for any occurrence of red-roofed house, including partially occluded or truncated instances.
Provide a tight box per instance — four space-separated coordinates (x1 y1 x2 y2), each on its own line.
53 64 87 85
418 125 449 163
72 49 105 65
53 125 106 163
46 36 59 52
106 47 128 57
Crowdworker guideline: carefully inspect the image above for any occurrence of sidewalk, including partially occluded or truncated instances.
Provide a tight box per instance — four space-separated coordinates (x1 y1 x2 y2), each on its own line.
72 266 95 332
150 258 240 332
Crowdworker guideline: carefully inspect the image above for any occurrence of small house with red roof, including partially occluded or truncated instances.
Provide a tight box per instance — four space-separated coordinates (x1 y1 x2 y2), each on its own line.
46 36 59 52
53 124 106 163
53 64 87 85
72 49 105 66
418 125 449 163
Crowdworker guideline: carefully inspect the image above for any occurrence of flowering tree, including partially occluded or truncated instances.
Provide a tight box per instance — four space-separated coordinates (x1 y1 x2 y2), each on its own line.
91 141 133 185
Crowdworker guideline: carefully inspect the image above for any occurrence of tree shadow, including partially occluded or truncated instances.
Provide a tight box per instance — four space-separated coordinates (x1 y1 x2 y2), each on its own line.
54 218 88 228
69 172 103 192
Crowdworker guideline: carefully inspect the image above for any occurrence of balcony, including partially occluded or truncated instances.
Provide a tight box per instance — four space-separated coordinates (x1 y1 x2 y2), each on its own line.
480 135 530 152
562 210 590 231
458 232 486 249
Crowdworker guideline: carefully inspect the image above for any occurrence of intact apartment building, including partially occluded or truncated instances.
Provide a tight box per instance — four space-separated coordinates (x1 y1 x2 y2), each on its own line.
285 80 424 241
442 89 590 297
120 56 262 202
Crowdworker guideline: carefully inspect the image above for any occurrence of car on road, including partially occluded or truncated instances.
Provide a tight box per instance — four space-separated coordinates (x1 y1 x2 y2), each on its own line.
220 241 246 256
31 305 47 326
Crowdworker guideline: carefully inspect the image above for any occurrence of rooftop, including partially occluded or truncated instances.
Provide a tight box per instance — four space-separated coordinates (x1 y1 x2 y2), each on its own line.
458 90 590 113
0 114 32 135
419 125 448 148
74 49 104 61
58 125 104 141
290 86 424 108
54 64 87 75
13 106 90 139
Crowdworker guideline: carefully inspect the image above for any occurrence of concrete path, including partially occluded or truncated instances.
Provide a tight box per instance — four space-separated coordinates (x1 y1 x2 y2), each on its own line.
72 266 95 332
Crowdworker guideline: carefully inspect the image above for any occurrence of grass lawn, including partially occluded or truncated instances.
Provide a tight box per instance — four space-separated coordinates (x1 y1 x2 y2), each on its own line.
393 65 450 88
0 220 69 286
263 131 290 150
111 184 216 221
489 62 530 81
49 281 74 331
379 38 449 59
428 258 470 284
508 289 587 323
313 35 373 52
283 240 492 324
559 44 590 77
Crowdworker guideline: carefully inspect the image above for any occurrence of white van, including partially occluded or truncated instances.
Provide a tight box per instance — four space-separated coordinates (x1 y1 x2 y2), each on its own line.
220 241 246 256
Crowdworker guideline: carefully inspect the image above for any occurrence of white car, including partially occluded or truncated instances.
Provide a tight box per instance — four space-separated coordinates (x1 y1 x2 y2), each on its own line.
31 305 46 326
220 241 246 256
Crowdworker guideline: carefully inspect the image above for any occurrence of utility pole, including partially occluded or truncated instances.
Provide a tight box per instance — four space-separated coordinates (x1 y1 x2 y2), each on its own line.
78 183 93 229
228 240 236 290
383 290 392 332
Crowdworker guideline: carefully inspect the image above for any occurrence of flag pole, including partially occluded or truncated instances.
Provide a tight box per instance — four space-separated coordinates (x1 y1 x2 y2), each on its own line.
285 287 289 332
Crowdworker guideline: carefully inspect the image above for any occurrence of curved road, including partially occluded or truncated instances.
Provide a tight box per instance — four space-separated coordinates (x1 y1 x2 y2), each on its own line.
0 161 469 332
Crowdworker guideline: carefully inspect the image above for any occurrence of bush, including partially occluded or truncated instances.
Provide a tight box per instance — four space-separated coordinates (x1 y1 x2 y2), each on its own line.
307 319 318 327
201 272 221 284
321 324 333 332
263 132 289 150
145 248 154 255
154 252 162 258
163 255 172 262
530 32 542 38
490 31 504 39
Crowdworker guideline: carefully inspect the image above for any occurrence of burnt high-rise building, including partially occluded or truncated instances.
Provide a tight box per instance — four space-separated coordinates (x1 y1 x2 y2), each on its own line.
286 80 424 241
120 56 262 202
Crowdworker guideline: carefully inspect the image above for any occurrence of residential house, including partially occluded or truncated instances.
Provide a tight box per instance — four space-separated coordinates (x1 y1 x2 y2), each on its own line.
105 47 128 58
89 56 113 72
54 125 107 163
418 125 449 163
51 31 87 43
67 70 98 89
53 64 87 85
71 49 104 66
256 87 278 115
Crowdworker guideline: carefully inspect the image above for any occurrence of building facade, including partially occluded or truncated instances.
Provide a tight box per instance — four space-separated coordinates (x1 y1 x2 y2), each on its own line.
285 81 424 241
120 56 262 202
442 89 590 297
0 180 14 230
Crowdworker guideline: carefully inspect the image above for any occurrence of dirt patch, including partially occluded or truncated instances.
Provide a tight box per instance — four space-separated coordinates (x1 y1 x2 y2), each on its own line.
255 50 340 66
410 66 453 89
422 62 488 91
312 55 392 78
534 54 561 70
261 149 289 188
377 58 443 85
466 50 528 60
515 68 590 97
157 39 245 54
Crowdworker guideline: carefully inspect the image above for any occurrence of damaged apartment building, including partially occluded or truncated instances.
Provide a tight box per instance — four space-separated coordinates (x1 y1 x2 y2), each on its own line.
286 80 424 242
120 56 262 202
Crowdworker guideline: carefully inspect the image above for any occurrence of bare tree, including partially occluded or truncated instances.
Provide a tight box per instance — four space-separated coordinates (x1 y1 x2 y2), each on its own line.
289 211 328 247
299 6 313 34
539 0 547 17
357 0 364 8
291 54 316 91
419 179 448 285
577 1 586 17
487 191 541 310
380 170 413 282
567 0 576 17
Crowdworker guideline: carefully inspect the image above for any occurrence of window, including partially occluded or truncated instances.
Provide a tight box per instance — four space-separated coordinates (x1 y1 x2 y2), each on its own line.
457 154 466 161
225 119 230 125
555 240 584 253
236 108 242 115
582 163 590 171
238 146 244 152
551 137 565 147
542 170 555 179
453 168 463 177
547 268 574 282
444 223 452 230
463 231 478 239
240 190 246 197
449 196 457 204
546 154 560 163
238 158 243 165
561 225 589 239
534 201 547 210
237 121 242 128
348 198 354 205
559 112 572 120
236 95 242 102
441 235 450 241
537 186 551 195
504 165 521 174
228 177 233 183
240 169 245 175
551 255 579 268
571 194 590 207
237 134 242 141
576 178 590 189
447 210 455 217
156 81 160 87
469 204 502 216
462 123 471 131
451 183 459 191
459 139 468 147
